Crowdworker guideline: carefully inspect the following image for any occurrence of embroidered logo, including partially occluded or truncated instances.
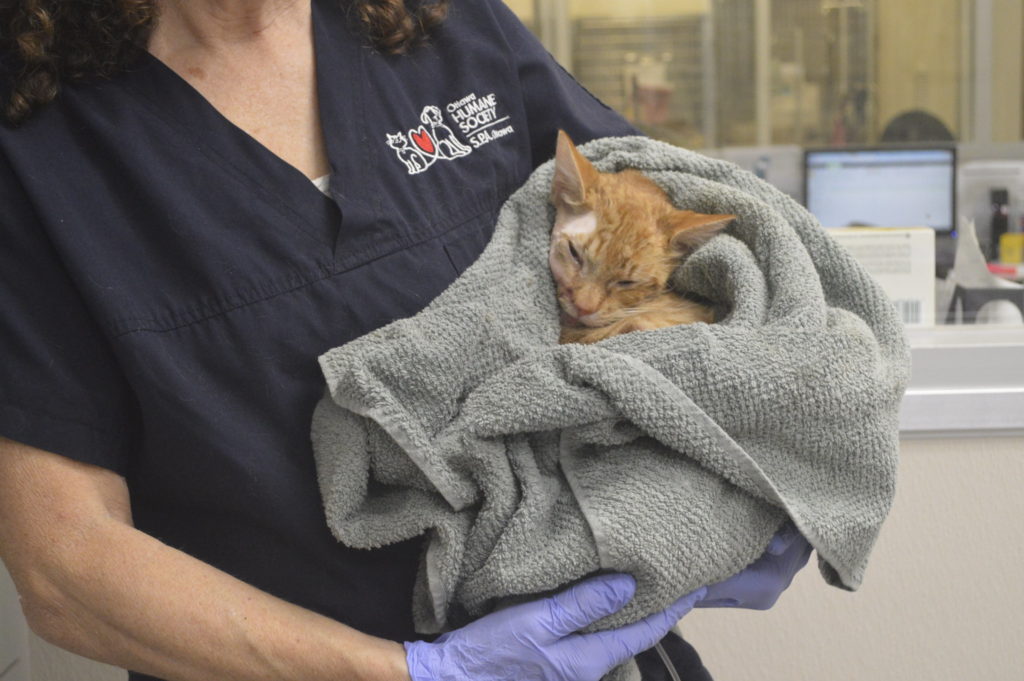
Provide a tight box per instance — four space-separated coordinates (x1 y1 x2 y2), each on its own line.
386 93 515 175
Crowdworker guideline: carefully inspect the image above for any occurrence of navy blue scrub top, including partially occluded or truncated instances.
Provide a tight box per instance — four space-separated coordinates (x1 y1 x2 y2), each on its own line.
0 1 637 677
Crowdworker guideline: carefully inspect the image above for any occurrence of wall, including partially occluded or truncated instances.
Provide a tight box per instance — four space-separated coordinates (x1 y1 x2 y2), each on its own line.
1 563 30 681
502 0 534 23
504 0 710 24
567 0 708 18
991 0 1023 142
874 0 1023 143
684 435 1024 681
875 0 962 138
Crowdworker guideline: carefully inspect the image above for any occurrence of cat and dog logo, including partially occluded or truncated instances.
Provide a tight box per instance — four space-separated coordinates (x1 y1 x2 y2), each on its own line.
385 92 515 175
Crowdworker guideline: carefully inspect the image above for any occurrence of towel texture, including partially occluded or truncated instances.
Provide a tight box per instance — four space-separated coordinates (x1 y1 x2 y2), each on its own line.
312 136 908 654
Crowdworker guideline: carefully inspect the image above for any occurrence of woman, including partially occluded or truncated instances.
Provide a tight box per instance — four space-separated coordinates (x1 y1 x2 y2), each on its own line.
0 2 810 680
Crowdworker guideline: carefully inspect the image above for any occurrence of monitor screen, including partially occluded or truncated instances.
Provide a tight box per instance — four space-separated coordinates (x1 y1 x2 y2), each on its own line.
804 147 956 231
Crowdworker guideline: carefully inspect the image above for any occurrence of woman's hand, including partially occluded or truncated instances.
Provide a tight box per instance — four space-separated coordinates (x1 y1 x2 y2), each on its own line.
404 574 707 681
695 523 813 610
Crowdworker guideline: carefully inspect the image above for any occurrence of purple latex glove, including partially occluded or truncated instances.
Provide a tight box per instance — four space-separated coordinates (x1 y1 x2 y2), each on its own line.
696 522 813 609
405 574 707 681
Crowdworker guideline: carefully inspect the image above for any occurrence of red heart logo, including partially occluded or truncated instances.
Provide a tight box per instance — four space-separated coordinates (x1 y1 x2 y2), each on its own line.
410 127 436 155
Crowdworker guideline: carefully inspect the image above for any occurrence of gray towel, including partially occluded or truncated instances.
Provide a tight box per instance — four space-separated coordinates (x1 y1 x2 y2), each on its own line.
312 136 908 653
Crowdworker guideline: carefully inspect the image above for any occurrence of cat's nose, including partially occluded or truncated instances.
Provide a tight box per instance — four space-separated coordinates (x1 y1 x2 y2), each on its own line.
574 301 597 317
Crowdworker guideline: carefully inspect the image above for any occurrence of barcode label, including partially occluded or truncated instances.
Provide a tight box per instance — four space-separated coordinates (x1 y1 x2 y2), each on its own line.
893 299 922 325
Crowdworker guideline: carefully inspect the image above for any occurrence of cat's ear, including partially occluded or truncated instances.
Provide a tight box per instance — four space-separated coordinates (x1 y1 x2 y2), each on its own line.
663 211 736 255
551 130 599 210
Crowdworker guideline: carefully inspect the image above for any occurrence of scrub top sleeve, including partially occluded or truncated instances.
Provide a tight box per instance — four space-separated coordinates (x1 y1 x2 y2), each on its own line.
487 0 642 169
0 155 138 475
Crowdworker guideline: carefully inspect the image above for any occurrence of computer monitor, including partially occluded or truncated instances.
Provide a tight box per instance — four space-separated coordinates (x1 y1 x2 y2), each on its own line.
803 146 956 232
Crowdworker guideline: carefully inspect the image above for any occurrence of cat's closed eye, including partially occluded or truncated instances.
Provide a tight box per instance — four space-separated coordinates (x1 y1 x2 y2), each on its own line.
567 241 583 264
616 280 637 288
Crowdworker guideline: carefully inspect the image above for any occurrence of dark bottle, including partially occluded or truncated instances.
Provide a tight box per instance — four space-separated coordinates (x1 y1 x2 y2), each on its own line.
990 188 1009 261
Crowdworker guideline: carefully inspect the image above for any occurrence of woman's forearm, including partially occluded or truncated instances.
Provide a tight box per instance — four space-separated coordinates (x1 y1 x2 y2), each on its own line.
19 515 410 681
0 438 410 681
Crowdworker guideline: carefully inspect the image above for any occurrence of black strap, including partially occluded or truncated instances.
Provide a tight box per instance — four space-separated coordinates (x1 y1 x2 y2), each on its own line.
635 631 714 681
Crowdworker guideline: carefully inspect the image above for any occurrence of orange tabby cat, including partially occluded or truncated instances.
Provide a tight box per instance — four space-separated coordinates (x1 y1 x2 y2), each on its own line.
550 131 735 345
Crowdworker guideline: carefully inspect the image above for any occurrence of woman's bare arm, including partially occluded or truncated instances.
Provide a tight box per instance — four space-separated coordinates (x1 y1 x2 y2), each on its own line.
0 436 410 681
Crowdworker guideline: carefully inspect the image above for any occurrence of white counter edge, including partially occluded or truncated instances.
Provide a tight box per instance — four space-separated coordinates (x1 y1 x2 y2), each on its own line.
899 326 1024 438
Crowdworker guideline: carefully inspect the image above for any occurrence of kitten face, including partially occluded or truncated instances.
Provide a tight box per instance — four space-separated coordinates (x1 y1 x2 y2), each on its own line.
549 200 676 326
549 131 734 328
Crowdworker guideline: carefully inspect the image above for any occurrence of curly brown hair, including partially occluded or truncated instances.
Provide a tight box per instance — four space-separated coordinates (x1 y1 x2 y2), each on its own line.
0 0 450 126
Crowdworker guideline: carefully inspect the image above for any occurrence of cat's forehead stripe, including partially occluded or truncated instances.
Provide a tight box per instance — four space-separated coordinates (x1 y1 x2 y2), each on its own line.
560 212 597 236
